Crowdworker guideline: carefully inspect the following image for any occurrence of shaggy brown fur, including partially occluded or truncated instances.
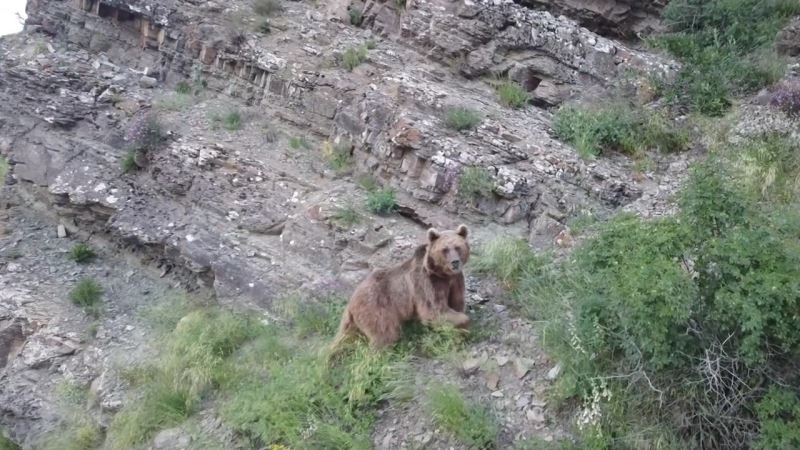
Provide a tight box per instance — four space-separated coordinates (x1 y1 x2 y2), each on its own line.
331 224 471 350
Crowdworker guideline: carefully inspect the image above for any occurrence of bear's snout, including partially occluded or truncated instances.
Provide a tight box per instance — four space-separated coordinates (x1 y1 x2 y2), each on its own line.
451 260 461 271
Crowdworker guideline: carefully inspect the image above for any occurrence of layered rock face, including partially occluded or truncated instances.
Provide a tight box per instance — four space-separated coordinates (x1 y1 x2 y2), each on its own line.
1 0 684 444
513 0 667 38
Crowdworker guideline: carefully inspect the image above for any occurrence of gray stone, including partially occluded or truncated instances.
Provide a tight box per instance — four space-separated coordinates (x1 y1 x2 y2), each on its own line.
57 224 67 238
139 76 158 88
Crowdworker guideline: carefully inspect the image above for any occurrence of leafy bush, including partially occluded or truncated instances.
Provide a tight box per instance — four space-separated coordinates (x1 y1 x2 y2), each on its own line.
444 107 481 131
332 204 361 228
428 384 497 449
653 0 800 116
175 81 191 95
126 113 165 154
342 46 368 71
755 387 800 449
478 151 800 448
121 151 137 173
68 243 96 264
212 110 243 131
496 80 530 109
253 0 282 16
322 140 354 173
0 433 19 450
458 166 494 200
553 104 688 158
366 188 397 215
288 136 310 150
734 134 800 203
349 7 363 26
69 279 103 318
0 155 8 184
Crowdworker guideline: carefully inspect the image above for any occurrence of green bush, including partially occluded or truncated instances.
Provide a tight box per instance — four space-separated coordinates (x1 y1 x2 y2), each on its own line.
332 204 361 228
428 384 497 449
69 278 103 318
213 110 242 131
444 107 481 131
342 46 368 71
0 433 19 450
652 0 800 116
478 152 800 448
349 7 363 26
0 155 8 184
288 136 311 150
366 188 397 215
734 134 800 203
496 81 530 109
458 166 494 200
121 151 138 173
553 104 688 158
253 0 282 16
69 243 96 264
755 387 800 450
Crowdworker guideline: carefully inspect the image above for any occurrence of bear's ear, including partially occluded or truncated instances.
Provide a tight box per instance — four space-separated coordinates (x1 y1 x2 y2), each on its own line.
427 228 441 242
456 224 469 238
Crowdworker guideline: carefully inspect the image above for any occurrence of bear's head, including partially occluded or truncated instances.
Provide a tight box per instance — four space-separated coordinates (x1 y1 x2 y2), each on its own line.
425 224 470 276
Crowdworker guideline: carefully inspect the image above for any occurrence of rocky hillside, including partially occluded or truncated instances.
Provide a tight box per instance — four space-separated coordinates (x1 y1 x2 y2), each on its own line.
1 0 798 449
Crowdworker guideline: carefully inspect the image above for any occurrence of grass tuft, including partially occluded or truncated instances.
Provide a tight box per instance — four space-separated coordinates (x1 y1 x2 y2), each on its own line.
254 0 283 16
69 278 103 318
428 383 497 449
289 136 311 150
444 107 482 131
332 204 362 228
342 46 368 72
366 188 397 215
496 80 530 109
459 166 494 200
68 243 97 264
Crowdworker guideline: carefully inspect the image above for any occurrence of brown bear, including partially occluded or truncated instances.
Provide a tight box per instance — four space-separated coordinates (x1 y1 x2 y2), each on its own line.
331 224 471 350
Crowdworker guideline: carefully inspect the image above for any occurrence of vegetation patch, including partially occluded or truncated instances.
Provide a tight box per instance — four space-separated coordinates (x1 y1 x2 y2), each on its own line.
322 140 354 174
428 383 498 449
366 188 397 215
288 136 311 150
477 134 800 448
458 166 494 200
211 109 243 131
253 0 283 16
69 243 97 264
332 204 362 228
496 80 530 109
444 107 482 131
349 7 363 26
341 46 368 72
553 103 689 158
69 278 103 318
652 0 800 116
0 155 9 184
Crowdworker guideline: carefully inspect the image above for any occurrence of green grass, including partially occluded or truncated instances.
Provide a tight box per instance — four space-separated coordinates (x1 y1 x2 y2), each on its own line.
357 174 379 192
69 278 103 318
121 151 138 173
477 132 800 448
332 204 362 228
0 155 8 184
175 81 192 95
428 383 498 449
459 166 494 200
651 0 800 116
254 0 283 16
349 7 363 26
553 104 689 158
0 433 20 450
496 80 530 109
154 93 193 111
342 46 368 71
444 107 482 131
323 141 354 174
212 110 243 131
366 188 397 215
288 136 311 150
257 18 271 34
68 243 97 264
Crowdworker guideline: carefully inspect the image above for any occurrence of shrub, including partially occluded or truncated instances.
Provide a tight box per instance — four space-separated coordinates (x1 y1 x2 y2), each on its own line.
553 104 688 158
428 384 497 449
734 134 800 203
349 7 363 26
121 151 137 173
126 113 165 154
253 0 282 16
755 387 800 450
0 155 8 184
175 81 191 95
458 166 493 200
288 136 311 150
212 110 243 131
479 154 800 448
322 140 354 173
68 243 96 264
257 19 271 34
653 0 800 116
0 434 19 450
366 188 397 215
356 174 379 192
69 279 103 318
332 204 361 228
342 46 368 71
444 107 481 131
496 80 529 109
